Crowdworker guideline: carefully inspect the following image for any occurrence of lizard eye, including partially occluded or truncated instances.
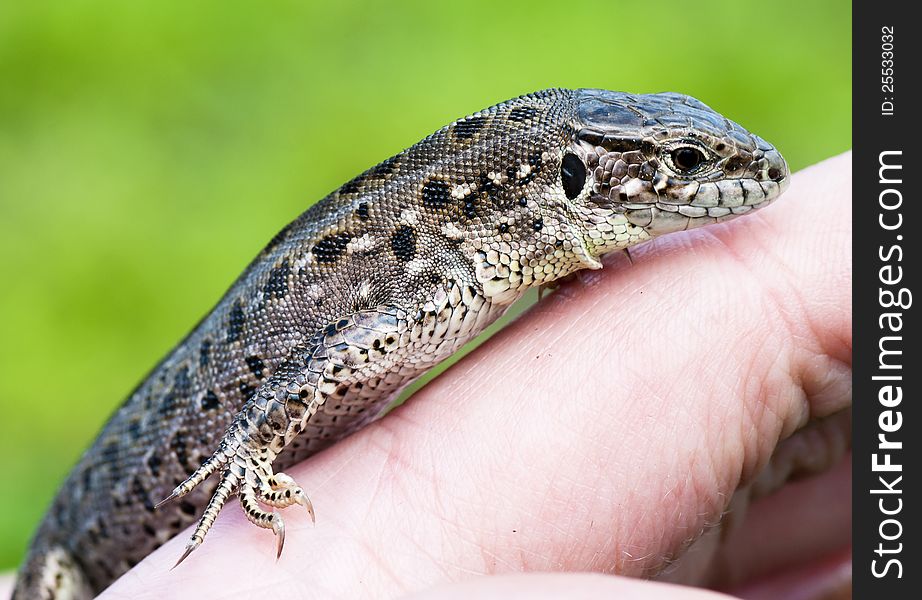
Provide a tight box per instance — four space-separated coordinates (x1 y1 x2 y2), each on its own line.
665 145 708 175
560 153 586 199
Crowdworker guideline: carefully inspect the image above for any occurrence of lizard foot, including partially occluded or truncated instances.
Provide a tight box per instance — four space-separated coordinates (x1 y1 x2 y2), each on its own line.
158 307 411 567
160 424 314 567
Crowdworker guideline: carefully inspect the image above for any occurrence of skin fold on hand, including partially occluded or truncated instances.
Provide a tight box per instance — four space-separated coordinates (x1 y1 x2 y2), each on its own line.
0 152 852 600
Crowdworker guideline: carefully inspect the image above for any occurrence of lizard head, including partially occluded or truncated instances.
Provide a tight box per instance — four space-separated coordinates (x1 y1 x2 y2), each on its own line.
563 88 789 253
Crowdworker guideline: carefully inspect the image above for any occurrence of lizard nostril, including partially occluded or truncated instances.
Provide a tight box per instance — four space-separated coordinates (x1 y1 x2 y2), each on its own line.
768 167 784 182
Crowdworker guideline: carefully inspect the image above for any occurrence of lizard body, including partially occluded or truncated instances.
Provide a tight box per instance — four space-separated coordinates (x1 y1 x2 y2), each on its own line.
13 89 788 599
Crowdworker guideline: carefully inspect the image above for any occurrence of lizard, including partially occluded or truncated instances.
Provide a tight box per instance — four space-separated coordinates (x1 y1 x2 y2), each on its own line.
12 88 789 600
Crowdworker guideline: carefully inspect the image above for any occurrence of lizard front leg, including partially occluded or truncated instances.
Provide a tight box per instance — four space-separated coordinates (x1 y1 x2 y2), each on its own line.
158 303 435 566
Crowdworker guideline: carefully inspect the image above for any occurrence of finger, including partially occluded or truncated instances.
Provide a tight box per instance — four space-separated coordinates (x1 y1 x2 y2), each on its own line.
402 572 735 600
715 452 852 588
726 547 852 600
657 418 852 589
101 153 851 599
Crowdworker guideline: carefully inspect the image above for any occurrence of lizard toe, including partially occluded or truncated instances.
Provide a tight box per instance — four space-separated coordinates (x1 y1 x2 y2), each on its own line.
239 482 289 558
260 472 315 522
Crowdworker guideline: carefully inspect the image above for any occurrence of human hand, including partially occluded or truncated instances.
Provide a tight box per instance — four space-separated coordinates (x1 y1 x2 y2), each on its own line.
5 152 851 600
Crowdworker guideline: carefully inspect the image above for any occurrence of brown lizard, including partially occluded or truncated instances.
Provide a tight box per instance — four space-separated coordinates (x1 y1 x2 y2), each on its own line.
12 88 788 599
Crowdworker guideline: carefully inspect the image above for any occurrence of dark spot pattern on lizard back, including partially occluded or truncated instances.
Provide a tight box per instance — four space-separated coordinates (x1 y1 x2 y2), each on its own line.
239 381 255 400
131 476 155 512
508 105 538 122
463 196 478 219
81 466 92 492
171 432 191 471
477 172 501 199
338 178 363 197
174 365 191 392
245 355 266 378
226 301 245 343
390 225 417 262
160 366 192 415
263 259 290 299
421 179 452 209
201 389 220 411
199 339 211 368
452 115 487 140
146 454 162 477
313 232 351 264
369 156 398 178
356 202 370 220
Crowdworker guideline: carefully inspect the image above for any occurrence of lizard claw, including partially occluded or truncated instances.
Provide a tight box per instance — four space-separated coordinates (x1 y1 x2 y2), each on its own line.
294 490 316 524
271 516 285 560
154 489 180 510
291 487 317 525
171 540 200 571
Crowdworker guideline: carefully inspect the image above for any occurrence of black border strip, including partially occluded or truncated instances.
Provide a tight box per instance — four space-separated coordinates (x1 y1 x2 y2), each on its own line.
854 1 919 596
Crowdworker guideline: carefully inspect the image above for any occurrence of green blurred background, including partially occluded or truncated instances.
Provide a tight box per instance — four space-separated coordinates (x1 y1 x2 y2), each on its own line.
0 0 849 569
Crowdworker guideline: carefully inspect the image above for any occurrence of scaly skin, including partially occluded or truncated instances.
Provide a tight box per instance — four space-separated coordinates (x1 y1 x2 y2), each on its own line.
13 89 788 599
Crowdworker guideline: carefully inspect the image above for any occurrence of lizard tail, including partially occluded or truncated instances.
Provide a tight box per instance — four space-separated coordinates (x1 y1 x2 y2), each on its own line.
12 545 94 600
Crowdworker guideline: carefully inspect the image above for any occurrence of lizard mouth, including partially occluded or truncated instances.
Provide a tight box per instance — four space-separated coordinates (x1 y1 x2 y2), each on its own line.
620 167 789 233
621 171 790 217
617 145 789 232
